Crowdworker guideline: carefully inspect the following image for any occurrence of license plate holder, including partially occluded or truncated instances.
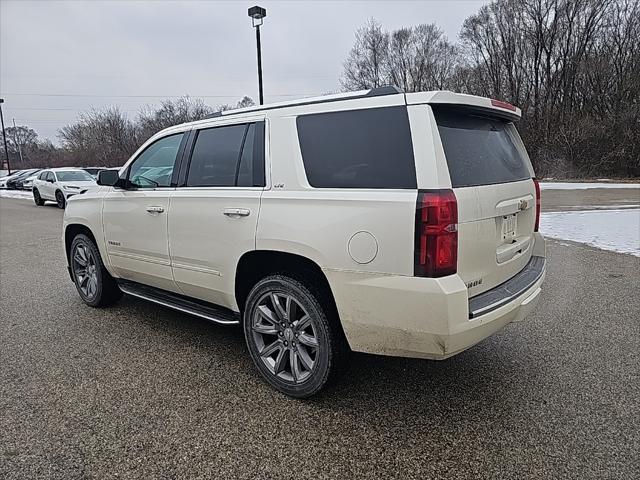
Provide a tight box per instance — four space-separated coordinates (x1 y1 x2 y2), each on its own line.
502 214 517 240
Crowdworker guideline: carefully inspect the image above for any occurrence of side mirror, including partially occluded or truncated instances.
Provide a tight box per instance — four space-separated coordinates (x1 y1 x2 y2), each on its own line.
47 178 54 183
97 169 121 187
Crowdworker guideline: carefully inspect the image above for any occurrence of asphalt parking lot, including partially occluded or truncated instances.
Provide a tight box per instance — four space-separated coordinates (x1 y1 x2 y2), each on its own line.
1 197 639 479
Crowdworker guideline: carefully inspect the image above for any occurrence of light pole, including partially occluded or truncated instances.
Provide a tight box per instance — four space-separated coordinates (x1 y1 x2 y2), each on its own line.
248 5 266 105
0 99 11 174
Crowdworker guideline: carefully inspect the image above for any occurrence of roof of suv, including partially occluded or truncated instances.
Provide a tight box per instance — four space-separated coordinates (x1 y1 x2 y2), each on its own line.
152 86 522 140
202 86 521 122
204 85 404 119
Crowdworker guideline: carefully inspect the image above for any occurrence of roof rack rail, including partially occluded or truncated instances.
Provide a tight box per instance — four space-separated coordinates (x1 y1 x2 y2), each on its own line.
202 85 404 119
365 85 404 97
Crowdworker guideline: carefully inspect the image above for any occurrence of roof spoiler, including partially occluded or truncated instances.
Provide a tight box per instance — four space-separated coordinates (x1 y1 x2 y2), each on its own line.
407 91 522 122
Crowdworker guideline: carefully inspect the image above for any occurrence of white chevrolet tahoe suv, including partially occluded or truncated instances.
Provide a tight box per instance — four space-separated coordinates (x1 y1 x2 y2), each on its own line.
63 87 546 398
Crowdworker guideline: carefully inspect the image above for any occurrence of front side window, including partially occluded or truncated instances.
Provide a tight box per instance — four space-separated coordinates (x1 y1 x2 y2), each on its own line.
38 171 48 180
55 170 95 182
128 133 184 188
46 172 55 182
186 122 263 187
296 107 417 189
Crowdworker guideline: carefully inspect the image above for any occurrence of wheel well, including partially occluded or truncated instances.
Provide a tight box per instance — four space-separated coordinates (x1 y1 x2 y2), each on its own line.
235 250 339 318
64 224 97 262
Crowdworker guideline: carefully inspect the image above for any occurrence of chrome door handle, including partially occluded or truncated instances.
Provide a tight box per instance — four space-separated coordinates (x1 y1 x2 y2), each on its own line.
146 206 165 213
223 208 250 217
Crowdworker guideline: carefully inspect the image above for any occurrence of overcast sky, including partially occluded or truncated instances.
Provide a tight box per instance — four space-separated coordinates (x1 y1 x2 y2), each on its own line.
0 0 487 141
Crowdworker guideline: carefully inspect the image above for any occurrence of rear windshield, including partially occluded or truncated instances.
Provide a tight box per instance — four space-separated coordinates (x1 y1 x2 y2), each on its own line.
297 106 416 189
432 106 532 188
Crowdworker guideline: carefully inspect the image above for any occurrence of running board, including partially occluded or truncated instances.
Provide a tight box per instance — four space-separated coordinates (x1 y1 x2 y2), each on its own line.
117 280 240 325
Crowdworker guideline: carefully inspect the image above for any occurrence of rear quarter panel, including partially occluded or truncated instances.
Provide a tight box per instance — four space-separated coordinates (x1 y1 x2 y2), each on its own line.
257 108 417 276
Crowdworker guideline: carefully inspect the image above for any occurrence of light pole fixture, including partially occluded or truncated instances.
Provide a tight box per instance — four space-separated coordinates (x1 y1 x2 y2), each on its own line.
248 5 266 105
0 99 11 174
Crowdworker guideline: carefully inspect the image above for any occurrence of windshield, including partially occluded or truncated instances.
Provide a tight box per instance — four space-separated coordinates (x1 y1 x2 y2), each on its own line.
55 170 95 182
432 106 533 187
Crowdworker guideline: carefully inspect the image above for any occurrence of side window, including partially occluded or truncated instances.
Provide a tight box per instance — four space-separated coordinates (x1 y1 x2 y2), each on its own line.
296 107 416 189
186 122 263 187
128 133 184 188
38 171 47 180
47 172 55 182
236 123 255 187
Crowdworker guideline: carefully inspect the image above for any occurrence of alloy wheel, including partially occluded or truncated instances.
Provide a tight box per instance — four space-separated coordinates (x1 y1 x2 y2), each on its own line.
251 292 319 384
72 243 98 300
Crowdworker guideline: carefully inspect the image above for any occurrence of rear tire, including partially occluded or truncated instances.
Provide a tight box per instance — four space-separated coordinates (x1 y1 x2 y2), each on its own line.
33 189 45 206
70 234 122 307
243 274 349 398
55 190 66 209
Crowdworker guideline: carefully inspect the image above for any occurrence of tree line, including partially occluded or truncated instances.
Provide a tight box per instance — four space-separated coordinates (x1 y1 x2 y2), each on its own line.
2 96 254 170
342 0 639 177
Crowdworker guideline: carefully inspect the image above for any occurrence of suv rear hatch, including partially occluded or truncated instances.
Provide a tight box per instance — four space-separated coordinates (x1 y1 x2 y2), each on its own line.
431 103 537 297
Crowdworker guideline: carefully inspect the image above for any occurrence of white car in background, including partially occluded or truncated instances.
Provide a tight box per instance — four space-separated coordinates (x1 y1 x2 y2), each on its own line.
0 170 24 189
32 168 98 208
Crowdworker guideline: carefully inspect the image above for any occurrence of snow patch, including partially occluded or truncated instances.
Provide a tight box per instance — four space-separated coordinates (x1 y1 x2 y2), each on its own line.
540 209 640 257
0 190 33 200
540 182 640 190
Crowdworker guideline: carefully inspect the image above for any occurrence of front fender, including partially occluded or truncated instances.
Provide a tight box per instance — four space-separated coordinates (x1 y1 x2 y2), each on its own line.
63 188 112 274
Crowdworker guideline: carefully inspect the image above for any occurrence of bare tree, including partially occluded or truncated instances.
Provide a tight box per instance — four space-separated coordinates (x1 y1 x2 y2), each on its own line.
342 3 639 177
236 95 256 109
137 96 214 141
342 20 459 93
341 19 389 90
54 95 256 168
459 0 639 177
59 107 138 167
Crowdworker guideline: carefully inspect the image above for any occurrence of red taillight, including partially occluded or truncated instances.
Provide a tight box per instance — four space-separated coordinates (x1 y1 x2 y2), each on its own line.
414 190 458 278
490 99 517 112
533 178 541 232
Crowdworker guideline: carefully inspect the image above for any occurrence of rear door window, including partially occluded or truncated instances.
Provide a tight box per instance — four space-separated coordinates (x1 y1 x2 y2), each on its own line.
296 106 416 189
186 122 264 187
432 106 532 187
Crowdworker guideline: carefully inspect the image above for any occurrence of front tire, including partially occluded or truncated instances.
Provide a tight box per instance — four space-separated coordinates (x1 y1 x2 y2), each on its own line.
33 189 45 206
70 234 122 307
55 190 66 209
243 274 349 398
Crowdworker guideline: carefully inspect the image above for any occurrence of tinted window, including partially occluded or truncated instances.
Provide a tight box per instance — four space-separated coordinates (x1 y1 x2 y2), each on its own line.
55 170 95 182
433 106 532 188
46 172 55 182
296 107 416 189
128 133 184 188
186 123 263 187
38 171 48 180
236 123 255 187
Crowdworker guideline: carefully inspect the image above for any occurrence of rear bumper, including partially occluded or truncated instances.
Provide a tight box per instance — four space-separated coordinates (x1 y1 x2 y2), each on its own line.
326 233 546 360
468 255 545 319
